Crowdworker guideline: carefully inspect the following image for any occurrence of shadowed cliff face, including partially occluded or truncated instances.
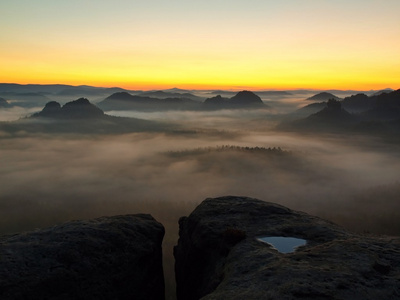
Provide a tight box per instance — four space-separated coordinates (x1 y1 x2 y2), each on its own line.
174 197 400 300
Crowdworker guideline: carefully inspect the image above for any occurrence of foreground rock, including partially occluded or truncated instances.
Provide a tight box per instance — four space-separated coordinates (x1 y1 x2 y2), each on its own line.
0 214 165 300
174 196 400 300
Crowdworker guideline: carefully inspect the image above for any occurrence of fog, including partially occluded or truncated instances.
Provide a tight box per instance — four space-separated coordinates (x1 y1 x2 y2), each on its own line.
0 106 42 122
1 107 400 299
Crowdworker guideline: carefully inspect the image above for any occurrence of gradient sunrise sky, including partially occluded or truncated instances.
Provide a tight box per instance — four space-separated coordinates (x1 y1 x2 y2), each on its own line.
1 0 399 90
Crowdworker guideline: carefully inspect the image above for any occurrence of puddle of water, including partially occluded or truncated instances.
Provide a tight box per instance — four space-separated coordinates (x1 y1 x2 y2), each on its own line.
256 236 306 253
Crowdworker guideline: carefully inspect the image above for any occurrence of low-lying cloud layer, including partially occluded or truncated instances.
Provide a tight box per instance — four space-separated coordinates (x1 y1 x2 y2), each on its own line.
0 106 41 122
4 131 398 231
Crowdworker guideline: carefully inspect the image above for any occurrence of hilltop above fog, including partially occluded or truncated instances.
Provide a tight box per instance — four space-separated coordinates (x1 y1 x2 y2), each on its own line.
0 83 394 113
0 98 171 135
1 83 399 140
306 92 341 101
33 98 104 119
97 92 200 111
283 89 400 140
98 90 269 111
203 90 267 109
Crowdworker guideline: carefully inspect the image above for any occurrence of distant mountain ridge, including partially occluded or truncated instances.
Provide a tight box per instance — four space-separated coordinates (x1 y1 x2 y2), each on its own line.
0 83 394 97
281 89 400 139
207 90 292 98
297 89 400 116
98 92 199 111
371 89 394 96
0 84 141 108
0 83 138 95
99 90 268 111
137 90 203 101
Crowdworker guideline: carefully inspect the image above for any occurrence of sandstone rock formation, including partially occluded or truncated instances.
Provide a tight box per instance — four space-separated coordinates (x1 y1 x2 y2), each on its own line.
306 92 341 101
35 98 104 119
203 91 266 109
174 196 400 300
98 92 199 111
0 214 165 300
229 90 264 106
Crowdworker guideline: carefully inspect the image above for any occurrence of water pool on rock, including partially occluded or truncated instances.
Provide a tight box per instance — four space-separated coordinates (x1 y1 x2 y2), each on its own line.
256 236 306 253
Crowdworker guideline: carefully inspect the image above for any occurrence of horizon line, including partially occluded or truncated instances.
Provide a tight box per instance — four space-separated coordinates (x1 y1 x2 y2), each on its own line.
0 82 396 92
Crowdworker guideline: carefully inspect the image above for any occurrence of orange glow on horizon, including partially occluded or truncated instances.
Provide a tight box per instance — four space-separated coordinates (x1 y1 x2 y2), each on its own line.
0 78 397 92
1 1 399 92
1 75 397 92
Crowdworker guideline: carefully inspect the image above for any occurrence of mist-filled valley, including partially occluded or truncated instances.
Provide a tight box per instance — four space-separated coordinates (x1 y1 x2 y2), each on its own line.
2 123 400 236
1 87 400 299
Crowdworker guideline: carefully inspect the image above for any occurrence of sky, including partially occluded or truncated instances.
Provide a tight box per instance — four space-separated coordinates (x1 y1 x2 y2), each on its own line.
1 0 399 90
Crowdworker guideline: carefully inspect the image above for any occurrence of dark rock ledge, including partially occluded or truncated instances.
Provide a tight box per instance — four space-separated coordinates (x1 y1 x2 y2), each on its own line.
0 214 165 300
174 196 400 300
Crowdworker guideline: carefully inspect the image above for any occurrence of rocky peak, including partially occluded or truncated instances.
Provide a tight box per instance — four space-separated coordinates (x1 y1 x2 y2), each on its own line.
340 93 372 113
307 92 341 101
41 101 61 114
61 98 104 118
204 95 229 105
326 98 342 110
230 90 263 105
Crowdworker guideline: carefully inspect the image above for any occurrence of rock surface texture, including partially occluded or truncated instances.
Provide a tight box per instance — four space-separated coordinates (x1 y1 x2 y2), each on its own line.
174 196 400 300
0 214 165 300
